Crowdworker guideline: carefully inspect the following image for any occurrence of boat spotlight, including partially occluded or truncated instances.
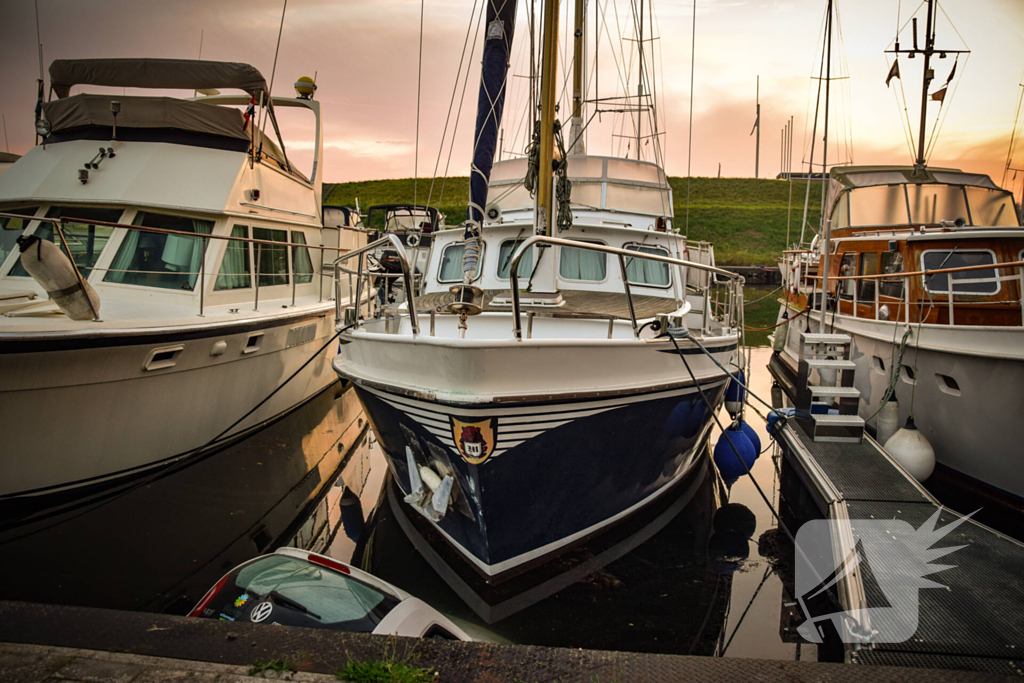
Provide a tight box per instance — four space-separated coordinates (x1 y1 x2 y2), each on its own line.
35 117 50 137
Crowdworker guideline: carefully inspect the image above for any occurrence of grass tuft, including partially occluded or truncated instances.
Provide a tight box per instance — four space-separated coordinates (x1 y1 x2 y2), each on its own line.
248 658 296 677
335 660 437 683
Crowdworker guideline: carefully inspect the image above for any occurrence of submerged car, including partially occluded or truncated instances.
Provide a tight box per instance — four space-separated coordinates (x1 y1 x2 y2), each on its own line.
188 547 473 640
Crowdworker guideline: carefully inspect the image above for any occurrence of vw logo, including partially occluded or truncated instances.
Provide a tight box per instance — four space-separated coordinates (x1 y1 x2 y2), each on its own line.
250 601 273 623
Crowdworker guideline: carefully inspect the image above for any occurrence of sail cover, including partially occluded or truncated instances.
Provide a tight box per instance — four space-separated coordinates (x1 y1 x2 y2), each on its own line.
467 0 518 225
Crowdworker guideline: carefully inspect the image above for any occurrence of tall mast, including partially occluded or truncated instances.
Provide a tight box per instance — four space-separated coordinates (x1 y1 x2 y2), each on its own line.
537 0 560 236
915 0 935 167
637 0 643 160
569 0 586 154
819 0 832 232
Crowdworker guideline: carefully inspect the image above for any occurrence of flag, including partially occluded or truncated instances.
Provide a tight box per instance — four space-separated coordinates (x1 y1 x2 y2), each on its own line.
750 114 759 136
242 94 255 131
886 59 900 87
945 57 957 85
931 87 947 103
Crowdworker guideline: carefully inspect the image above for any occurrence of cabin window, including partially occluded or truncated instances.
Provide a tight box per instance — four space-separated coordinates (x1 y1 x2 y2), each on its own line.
11 206 119 278
857 253 879 302
253 227 289 286
0 206 39 267
965 187 1018 227
559 242 607 281
838 253 856 299
846 185 907 226
105 212 213 290
497 239 534 279
624 244 671 287
437 242 484 283
291 231 314 284
215 225 252 290
907 184 969 226
921 249 998 295
879 251 904 298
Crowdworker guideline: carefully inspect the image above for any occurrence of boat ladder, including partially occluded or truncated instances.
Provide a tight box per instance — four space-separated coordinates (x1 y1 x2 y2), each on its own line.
795 332 865 443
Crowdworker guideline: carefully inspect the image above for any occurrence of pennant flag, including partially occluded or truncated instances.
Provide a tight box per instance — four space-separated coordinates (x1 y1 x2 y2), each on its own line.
242 94 256 131
886 59 900 87
930 87 948 103
945 56 958 85
749 114 759 136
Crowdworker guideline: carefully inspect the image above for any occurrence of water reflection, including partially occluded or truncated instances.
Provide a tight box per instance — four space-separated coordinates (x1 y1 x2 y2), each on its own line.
0 348 815 661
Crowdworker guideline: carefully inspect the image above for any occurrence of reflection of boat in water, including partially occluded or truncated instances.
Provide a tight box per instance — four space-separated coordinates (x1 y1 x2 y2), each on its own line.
346 455 733 656
0 382 367 614
332 0 743 582
0 58 363 515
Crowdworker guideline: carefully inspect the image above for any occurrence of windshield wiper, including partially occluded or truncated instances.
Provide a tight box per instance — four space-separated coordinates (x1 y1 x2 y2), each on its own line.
270 590 322 620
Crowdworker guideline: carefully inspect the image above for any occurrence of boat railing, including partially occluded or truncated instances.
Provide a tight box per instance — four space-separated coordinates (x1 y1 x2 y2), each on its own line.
781 251 1024 327
508 235 744 341
0 211 365 321
332 233 420 335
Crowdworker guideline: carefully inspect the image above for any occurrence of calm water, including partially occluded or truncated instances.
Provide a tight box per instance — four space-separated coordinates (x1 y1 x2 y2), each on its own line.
0 348 817 661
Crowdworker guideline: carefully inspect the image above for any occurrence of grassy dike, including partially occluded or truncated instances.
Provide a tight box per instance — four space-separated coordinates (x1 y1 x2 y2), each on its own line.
324 175 822 266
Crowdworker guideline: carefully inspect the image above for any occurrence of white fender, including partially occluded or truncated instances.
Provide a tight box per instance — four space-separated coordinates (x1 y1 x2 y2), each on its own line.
17 235 100 321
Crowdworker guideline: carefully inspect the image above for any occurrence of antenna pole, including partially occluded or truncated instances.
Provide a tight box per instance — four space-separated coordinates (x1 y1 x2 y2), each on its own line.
414 0 425 205
754 75 760 178
569 0 586 154
2 115 8 153
35 1 43 83
915 0 935 166
786 115 794 248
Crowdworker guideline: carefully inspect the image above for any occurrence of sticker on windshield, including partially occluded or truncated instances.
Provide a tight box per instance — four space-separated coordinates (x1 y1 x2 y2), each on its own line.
234 593 251 607
250 601 273 623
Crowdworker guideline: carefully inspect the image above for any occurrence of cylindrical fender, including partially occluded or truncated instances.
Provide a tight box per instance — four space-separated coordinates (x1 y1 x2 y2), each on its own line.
17 234 101 320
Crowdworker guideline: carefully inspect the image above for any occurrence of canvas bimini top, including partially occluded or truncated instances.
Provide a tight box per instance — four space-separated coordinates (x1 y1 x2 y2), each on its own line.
48 58 269 99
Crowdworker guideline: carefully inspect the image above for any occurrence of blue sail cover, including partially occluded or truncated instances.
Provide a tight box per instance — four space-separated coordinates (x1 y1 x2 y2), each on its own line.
467 0 518 226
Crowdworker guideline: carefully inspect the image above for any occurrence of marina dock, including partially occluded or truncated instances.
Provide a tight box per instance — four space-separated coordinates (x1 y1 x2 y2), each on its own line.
774 420 1024 676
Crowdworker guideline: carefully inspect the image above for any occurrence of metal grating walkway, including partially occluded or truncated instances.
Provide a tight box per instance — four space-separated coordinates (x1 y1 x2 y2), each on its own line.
778 423 1024 676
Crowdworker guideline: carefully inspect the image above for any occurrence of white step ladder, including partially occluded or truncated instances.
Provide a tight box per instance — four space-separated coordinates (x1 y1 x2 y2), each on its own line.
796 332 865 443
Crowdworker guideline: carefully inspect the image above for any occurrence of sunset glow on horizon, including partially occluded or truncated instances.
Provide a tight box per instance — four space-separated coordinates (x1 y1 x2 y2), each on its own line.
1 0 1022 189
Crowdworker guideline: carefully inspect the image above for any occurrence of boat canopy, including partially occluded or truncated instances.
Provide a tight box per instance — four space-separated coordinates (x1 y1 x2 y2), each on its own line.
826 165 1018 229
49 58 269 99
43 94 249 142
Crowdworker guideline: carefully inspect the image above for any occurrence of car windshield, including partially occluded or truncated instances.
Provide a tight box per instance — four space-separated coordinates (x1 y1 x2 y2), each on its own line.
203 555 399 630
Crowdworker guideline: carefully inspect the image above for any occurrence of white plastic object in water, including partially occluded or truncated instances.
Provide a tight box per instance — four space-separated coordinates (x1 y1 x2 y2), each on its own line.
883 417 936 482
876 399 899 446
17 235 100 320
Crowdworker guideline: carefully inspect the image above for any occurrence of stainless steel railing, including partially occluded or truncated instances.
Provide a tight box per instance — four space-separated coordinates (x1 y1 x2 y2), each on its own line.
507 235 744 341
332 233 420 335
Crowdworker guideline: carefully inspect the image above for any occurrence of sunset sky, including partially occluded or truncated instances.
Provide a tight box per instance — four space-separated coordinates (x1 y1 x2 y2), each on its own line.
1 0 1023 187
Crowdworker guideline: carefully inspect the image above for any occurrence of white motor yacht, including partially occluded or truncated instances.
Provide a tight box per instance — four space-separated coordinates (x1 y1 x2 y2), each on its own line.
0 59 363 515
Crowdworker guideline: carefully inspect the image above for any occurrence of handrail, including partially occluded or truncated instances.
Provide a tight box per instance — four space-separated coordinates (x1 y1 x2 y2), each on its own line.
332 233 419 335
0 211 355 252
507 235 743 341
801 258 1024 282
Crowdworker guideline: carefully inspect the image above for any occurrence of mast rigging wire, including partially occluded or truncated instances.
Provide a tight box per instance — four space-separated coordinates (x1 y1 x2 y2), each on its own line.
684 0 696 237
414 0 425 206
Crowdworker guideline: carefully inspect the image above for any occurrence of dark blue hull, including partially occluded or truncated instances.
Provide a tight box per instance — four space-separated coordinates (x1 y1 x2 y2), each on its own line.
354 379 727 579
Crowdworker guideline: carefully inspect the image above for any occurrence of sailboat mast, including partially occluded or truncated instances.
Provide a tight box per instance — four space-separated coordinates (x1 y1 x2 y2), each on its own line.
819 0 832 232
637 0 643 160
537 0 560 236
915 0 935 166
569 0 586 154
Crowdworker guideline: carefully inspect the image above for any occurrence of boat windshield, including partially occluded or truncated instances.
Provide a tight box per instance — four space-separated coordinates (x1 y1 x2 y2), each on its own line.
202 555 399 630
832 184 1019 228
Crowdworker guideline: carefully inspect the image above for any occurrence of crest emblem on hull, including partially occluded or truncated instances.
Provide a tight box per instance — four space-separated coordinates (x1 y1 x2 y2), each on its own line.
451 417 497 464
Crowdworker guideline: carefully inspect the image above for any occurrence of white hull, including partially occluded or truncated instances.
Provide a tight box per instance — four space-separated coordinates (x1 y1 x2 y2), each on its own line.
778 304 1024 501
1 307 340 499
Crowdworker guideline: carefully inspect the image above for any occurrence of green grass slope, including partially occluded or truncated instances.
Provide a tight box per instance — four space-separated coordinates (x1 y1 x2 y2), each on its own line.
324 176 822 265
